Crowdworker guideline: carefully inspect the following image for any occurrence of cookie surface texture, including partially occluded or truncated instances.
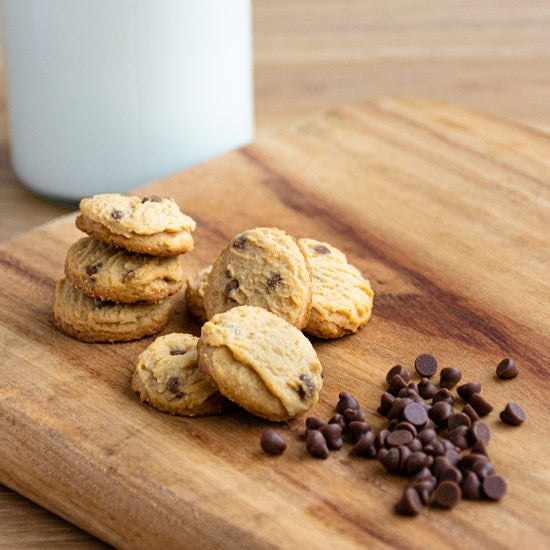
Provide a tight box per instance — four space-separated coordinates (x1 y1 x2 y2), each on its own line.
299 238 374 338
204 227 312 329
185 266 211 324
51 279 172 342
132 333 232 416
76 193 196 256
198 306 323 421
65 237 183 303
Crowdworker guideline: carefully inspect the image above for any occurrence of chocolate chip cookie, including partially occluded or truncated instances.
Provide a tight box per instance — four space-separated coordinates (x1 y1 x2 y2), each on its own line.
299 238 374 338
204 227 312 329
65 237 183 303
76 193 196 256
132 333 233 416
198 306 323 421
184 265 211 324
51 278 172 342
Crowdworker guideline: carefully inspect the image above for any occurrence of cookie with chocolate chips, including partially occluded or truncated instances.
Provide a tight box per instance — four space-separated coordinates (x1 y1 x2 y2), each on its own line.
65 237 184 303
298 238 374 338
197 306 323 421
204 227 312 329
51 278 172 342
76 193 196 256
184 265 212 324
132 333 233 416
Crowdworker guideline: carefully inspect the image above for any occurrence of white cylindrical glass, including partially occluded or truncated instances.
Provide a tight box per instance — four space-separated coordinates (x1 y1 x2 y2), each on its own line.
1 0 253 200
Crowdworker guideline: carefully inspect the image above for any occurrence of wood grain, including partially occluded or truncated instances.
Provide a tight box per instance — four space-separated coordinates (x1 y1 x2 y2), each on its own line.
0 98 548 548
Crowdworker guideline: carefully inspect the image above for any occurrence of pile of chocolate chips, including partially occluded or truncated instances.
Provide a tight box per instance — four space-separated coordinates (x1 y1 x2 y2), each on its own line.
260 356 525 516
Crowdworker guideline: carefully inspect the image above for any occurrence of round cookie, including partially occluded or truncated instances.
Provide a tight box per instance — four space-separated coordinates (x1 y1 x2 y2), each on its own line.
204 227 312 329
198 306 323 421
51 278 172 342
65 237 184 303
132 333 233 416
184 265 211 324
76 193 196 256
299 238 374 338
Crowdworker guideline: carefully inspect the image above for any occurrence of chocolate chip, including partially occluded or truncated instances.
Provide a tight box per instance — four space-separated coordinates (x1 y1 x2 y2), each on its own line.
408 382 419 394
266 273 282 289
458 453 485 471
387 374 408 396
343 408 365 424
407 438 424 452
305 416 326 434
141 194 163 203
386 365 411 383
313 244 331 255
439 367 462 389
457 381 481 402
428 401 453 427
424 439 446 457
471 439 489 457
111 209 124 220
169 349 186 356
499 402 526 426
353 432 377 458
415 354 438 377
418 378 438 400
409 477 436 506
328 414 347 433
432 455 453 477
470 460 495 480
306 430 329 459
446 426 470 450
402 403 428 428
375 429 390 450
377 392 395 416
405 452 432 476
387 397 413 420
260 429 287 455
395 422 417 437
462 472 481 500
399 388 419 399
470 393 493 416
445 449 461 466
470 421 491 445
348 421 371 443
232 235 247 248
395 487 424 515
439 467 463 485
379 447 401 474
462 404 480 423
125 270 136 282
482 475 507 500
165 376 181 395
85 263 102 277
336 392 360 414
93 298 115 308
386 430 413 447
433 480 462 508
224 279 239 297
320 423 343 450
496 358 519 379
447 412 472 431
297 374 315 399
417 428 437 446
432 388 454 406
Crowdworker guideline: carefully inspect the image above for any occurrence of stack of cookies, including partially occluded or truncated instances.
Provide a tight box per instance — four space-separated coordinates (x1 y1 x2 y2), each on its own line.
51 193 196 343
132 226 374 421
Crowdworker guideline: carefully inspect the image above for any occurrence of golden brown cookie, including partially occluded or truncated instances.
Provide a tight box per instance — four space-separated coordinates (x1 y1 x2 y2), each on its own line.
299 238 374 338
51 278 172 342
184 265 211 324
76 193 196 256
198 306 323 421
132 333 233 416
65 237 183 303
204 227 312 329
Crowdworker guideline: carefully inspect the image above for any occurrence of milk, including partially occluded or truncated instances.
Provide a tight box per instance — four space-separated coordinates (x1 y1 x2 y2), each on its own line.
1 0 253 201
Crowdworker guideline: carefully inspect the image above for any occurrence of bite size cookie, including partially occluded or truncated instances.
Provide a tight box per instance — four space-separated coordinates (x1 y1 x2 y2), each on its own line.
198 306 323 421
184 265 211 324
132 333 233 416
65 237 183 303
51 278 172 342
204 227 312 329
76 193 196 256
299 238 374 338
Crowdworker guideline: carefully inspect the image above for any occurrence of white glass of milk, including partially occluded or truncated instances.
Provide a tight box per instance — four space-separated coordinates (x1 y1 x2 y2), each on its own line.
0 0 253 201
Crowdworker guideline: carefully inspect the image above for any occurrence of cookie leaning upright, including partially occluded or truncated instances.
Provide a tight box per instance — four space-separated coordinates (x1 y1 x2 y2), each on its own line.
198 306 323 421
204 227 312 329
76 193 196 256
184 265 211 324
299 238 374 338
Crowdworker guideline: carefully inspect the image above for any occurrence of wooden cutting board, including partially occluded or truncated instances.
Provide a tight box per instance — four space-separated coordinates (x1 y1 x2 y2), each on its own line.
0 98 548 549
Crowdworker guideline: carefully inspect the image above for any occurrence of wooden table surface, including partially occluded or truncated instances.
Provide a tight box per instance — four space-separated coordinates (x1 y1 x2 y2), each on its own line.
0 1 549 547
